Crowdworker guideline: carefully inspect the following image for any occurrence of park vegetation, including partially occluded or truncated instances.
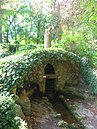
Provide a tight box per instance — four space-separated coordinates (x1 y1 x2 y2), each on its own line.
0 0 97 128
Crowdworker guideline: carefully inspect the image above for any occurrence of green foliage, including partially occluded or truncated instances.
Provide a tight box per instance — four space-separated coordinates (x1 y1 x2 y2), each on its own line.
0 44 11 58
1 0 47 44
80 57 97 94
0 48 97 94
1 0 64 46
54 27 97 68
0 41 20 58
18 43 37 52
0 91 28 129
52 0 97 68
59 30 88 54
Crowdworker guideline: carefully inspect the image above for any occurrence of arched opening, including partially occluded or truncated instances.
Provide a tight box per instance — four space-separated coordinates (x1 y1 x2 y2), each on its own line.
45 63 55 74
44 64 56 94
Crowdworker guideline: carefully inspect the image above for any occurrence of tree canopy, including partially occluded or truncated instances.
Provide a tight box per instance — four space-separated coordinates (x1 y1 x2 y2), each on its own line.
0 0 97 65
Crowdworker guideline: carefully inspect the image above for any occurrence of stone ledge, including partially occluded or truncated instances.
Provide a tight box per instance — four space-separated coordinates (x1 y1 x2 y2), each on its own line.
59 86 89 99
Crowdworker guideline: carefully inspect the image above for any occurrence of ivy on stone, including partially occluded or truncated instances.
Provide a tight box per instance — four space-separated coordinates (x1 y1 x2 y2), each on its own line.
0 48 97 94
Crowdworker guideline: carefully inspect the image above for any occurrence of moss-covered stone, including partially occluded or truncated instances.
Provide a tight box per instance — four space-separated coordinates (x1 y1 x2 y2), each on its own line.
0 48 97 95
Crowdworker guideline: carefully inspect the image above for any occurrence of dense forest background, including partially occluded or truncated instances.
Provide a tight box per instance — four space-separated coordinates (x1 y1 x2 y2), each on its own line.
0 0 97 65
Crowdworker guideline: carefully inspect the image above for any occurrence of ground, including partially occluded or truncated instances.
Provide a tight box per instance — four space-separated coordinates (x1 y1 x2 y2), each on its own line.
25 96 83 129
26 96 68 129
25 95 97 129
62 95 97 129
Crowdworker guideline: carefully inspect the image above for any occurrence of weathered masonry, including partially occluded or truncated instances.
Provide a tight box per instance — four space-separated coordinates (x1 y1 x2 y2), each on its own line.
22 58 88 99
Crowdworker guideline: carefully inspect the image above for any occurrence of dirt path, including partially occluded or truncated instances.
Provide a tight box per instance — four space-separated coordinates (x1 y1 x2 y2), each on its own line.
29 97 65 129
26 95 97 129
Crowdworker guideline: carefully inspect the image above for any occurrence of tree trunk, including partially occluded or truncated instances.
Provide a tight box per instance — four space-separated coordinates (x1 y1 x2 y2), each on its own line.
0 27 2 43
6 30 9 43
36 19 41 44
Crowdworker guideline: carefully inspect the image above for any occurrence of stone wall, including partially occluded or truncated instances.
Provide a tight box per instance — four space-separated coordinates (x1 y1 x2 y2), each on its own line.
22 58 88 98
15 57 89 115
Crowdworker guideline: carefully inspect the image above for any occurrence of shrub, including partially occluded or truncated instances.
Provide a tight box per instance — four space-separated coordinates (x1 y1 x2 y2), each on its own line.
0 91 28 129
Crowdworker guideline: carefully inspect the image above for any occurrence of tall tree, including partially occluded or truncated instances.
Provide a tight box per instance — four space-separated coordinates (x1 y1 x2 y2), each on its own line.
0 0 3 43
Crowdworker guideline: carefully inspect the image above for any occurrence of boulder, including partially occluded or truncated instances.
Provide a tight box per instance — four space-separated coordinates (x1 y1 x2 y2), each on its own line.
15 90 31 116
57 120 68 128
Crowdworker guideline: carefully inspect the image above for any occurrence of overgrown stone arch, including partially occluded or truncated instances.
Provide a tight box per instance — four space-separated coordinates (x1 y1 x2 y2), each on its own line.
1 49 97 96
1 49 97 118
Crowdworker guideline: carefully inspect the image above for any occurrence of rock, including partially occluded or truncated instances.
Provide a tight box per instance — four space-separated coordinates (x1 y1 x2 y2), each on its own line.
77 114 86 120
14 94 20 103
15 104 25 119
69 123 82 129
62 87 89 99
16 90 31 116
57 120 68 128
84 124 95 129
19 100 31 116
54 113 61 118
59 95 64 99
